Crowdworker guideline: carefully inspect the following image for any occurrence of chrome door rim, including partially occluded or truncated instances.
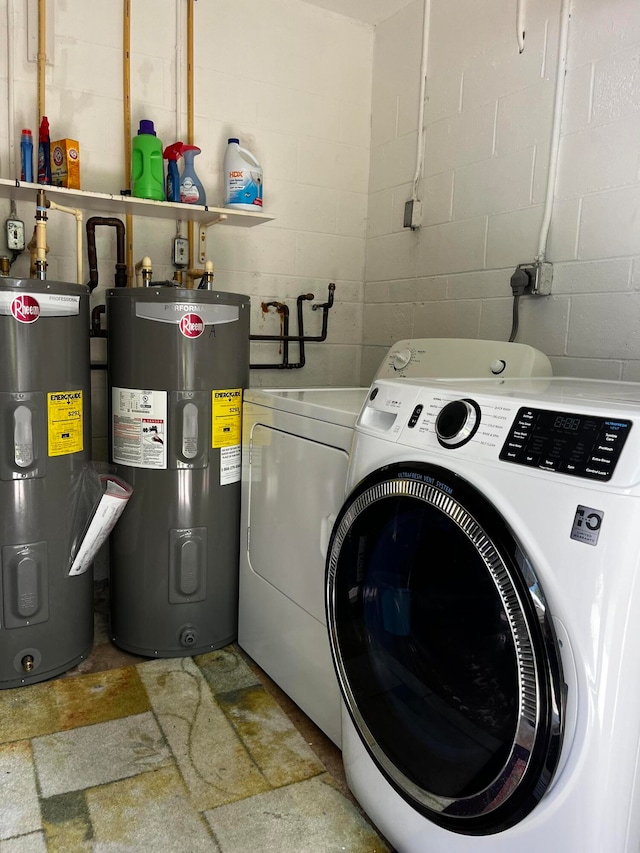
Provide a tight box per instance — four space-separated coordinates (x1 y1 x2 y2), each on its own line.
327 473 563 823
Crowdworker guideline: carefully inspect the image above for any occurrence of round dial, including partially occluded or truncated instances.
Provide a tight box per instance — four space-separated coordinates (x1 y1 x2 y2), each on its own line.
435 399 481 447
491 359 507 375
390 347 413 371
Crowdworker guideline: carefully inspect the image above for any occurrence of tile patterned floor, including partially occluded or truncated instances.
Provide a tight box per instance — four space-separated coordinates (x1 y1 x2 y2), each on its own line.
0 625 391 851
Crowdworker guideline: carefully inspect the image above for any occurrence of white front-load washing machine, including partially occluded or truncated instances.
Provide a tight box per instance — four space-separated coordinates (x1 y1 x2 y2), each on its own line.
238 340 552 747
326 375 640 851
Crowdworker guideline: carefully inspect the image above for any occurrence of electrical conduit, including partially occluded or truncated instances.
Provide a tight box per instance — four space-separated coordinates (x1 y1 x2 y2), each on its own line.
411 0 431 204
536 0 571 263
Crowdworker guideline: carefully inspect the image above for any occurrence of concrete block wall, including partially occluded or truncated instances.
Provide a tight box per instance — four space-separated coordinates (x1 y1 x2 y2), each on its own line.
363 0 640 383
0 0 373 458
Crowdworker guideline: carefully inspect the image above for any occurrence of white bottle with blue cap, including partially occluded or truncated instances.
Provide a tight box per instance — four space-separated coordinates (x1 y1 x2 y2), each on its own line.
223 137 263 211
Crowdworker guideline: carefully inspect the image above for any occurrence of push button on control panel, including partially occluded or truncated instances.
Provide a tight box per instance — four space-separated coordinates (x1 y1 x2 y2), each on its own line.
408 404 423 428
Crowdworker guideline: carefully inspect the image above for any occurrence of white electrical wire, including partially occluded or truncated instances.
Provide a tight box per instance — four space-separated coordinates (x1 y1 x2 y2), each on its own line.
516 0 525 53
411 0 431 200
537 0 571 263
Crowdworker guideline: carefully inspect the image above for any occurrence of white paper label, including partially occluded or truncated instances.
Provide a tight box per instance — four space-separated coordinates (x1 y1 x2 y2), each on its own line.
220 445 241 485
112 387 167 469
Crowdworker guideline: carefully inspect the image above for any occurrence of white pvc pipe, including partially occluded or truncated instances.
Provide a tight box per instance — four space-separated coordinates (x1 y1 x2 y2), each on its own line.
516 0 525 53
47 201 84 284
175 0 184 141
175 0 184 239
6 0 16 178
412 0 431 200
537 0 571 262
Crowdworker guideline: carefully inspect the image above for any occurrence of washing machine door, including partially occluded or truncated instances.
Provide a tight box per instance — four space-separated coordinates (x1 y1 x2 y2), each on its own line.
326 461 565 836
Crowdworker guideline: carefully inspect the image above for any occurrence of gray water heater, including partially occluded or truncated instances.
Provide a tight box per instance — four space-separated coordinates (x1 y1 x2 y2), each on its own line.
0 277 92 688
107 286 249 657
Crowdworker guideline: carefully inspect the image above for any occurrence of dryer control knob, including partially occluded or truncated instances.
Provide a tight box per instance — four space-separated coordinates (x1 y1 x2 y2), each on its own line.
435 399 480 447
390 348 412 370
491 359 507 375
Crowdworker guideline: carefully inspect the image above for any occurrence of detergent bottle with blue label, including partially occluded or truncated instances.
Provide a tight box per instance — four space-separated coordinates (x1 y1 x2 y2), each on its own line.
223 138 263 211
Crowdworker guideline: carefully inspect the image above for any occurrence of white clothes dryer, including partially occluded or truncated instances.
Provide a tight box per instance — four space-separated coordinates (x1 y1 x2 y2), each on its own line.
238 341 551 746
327 375 640 851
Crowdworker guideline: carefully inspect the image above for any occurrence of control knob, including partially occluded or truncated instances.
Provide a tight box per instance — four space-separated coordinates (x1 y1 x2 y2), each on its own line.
390 348 413 371
435 399 481 447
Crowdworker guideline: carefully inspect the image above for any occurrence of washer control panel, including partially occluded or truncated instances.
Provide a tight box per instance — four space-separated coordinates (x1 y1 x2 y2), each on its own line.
499 407 632 481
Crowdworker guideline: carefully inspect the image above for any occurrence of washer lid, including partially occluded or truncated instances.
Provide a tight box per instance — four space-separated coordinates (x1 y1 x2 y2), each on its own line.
326 461 565 835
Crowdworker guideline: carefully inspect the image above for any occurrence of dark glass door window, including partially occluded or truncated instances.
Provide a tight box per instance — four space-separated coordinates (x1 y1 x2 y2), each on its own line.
328 463 564 834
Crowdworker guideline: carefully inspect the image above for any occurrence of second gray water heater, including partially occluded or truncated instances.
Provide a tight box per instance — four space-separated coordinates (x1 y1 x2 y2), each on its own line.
107 286 249 656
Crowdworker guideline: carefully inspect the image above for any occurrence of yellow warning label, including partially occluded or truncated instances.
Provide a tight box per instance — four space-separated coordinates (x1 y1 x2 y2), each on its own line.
48 390 84 456
212 388 242 448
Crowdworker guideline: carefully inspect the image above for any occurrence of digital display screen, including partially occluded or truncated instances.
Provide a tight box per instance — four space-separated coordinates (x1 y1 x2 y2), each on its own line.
552 415 581 431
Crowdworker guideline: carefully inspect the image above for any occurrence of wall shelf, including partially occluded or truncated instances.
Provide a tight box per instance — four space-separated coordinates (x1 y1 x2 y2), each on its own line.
0 178 274 227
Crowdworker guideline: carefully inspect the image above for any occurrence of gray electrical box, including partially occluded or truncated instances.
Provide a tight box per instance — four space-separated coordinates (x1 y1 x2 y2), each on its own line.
107 286 250 657
0 277 92 688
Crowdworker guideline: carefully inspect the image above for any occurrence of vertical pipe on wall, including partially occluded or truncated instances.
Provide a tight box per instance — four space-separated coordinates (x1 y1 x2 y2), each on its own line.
175 0 185 247
176 0 185 143
516 0 526 53
6 0 16 177
411 0 431 202
37 0 46 123
187 0 195 272
536 0 571 263
123 0 133 285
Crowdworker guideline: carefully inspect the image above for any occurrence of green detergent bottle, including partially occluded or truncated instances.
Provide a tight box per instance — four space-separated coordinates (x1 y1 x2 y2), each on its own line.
132 120 164 201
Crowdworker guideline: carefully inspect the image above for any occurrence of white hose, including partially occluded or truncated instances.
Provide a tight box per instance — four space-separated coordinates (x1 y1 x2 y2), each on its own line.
537 0 571 263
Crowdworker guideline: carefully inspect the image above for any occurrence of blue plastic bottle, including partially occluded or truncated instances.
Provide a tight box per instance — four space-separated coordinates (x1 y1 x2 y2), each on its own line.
179 145 206 205
20 129 34 183
163 141 183 202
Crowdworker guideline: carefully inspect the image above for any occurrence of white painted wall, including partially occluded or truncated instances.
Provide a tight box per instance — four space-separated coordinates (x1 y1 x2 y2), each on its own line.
363 0 640 383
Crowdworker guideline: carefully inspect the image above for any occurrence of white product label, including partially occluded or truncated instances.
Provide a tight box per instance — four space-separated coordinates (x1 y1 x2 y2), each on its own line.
227 169 263 207
180 177 202 204
220 444 241 485
112 387 167 469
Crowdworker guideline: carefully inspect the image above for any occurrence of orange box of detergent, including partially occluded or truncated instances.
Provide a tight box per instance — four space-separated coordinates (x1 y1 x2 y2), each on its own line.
50 139 80 189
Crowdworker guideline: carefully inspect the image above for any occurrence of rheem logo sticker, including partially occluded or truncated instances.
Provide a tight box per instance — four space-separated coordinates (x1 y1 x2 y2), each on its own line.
11 294 40 324
179 313 204 338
